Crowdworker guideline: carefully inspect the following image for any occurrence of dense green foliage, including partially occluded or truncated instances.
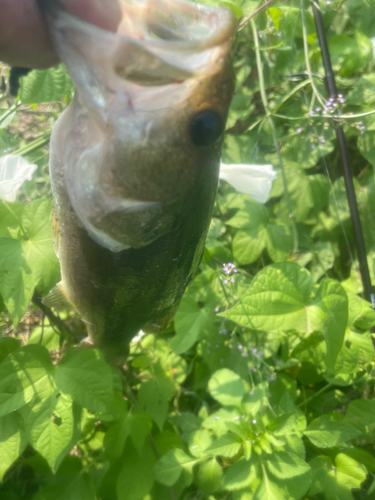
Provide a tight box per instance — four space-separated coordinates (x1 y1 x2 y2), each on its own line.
1 0 375 498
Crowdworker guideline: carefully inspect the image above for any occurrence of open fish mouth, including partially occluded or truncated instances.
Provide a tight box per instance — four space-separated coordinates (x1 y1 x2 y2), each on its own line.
44 0 236 252
47 0 236 93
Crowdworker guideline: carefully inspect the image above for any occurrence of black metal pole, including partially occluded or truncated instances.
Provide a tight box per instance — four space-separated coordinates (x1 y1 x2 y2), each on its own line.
312 1 375 309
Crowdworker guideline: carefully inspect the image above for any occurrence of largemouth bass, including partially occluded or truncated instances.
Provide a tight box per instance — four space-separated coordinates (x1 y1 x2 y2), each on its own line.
38 0 236 358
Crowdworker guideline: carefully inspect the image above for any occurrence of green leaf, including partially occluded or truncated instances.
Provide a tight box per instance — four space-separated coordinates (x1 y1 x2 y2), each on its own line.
55 348 116 414
0 411 27 481
221 264 347 369
171 297 216 354
116 441 156 500
264 222 293 262
308 279 348 370
137 376 175 430
253 474 287 500
346 74 375 106
266 451 310 479
208 369 245 408
0 336 20 364
232 229 266 264
310 241 335 283
153 449 198 486
33 457 96 500
304 416 361 448
222 458 257 491
205 433 242 458
344 399 375 438
358 132 375 167
195 458 223 493
242 381 268 416
188 430 212 457
309 453 367 499
0 344 55 417
27 393 77 473
221 263 313 332
0 199 60 326
19 66 73 103
335 452 367 492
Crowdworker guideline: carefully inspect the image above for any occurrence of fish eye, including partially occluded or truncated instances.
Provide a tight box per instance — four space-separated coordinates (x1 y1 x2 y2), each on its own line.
189 110 224 147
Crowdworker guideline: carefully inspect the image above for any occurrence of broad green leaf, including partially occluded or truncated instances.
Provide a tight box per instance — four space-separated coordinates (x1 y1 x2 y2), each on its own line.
208 369 245 407
344 399 375 438
27 393 76 472
0 412 27 481
221 264 347 368
253 474 287 500
188 430 212 457
335 453 367 492
19 66 73 103
310 241 335 283
232 229 266 264
55 348 116 414
171 297 216 354
28 322 61 351
195 458 223 493
137 376 175 430
346 74 375 106
205 433 242 458
358 132 375 167
222 458 257 491
309 453 367 499
153 430 184 457
328 31 373 76
226 201 269 230
266 451 310 479
222 133 257 164
304 415 359 449
0 199 60 326
221 263 313 332
153 449 198 486
308 279 348 369
116 441 156 500
0 336 20 364
202 408 243 436
0 344 55 417
242 381 268 416
264 222 293 262
33 457 96 500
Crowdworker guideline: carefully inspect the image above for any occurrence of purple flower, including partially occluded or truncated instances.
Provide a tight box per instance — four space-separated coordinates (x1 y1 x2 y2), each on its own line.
296 127 303 134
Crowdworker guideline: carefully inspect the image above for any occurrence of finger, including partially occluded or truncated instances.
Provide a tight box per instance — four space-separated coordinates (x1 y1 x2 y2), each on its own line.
0 0 121 69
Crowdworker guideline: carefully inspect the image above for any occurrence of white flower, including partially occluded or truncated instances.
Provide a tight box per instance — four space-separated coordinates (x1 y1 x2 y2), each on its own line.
219 163 277 203
0 155 37 202
131 329 145 343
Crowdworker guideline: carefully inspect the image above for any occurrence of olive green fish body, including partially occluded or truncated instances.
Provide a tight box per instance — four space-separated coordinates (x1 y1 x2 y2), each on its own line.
41 0 235 356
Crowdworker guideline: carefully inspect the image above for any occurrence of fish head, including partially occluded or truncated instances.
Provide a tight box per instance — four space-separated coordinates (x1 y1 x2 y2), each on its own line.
45 0 236 251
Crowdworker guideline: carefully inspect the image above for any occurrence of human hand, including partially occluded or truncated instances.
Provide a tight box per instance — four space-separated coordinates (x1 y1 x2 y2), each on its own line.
0 0 120 69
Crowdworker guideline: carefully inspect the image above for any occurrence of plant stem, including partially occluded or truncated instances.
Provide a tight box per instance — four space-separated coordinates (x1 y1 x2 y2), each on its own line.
301 0 325 107
250 19 299 254
239 0 276 27
297 383 332 407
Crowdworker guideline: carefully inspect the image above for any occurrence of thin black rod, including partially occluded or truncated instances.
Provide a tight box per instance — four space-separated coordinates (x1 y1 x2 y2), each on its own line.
312 0 375 309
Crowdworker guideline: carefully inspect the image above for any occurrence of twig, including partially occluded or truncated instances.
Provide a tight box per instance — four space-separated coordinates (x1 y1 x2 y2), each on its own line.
239 0 277 27
32 291 75 342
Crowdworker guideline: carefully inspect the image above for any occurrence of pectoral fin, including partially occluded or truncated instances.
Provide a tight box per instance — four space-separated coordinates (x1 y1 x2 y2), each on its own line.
42 281 73 310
